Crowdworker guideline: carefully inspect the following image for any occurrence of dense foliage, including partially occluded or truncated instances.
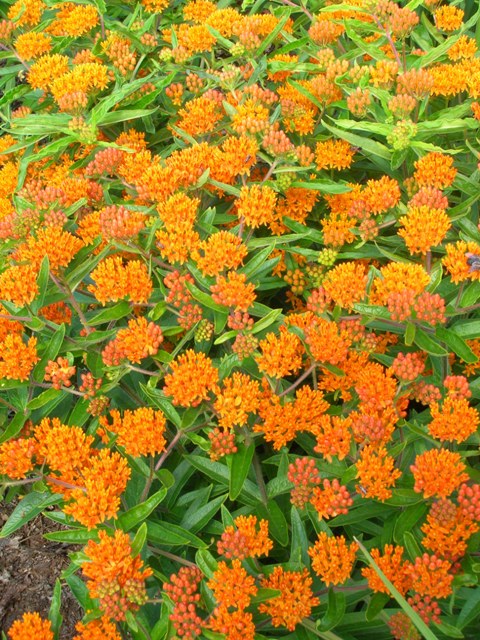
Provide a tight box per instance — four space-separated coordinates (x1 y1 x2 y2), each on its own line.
1 1 480 639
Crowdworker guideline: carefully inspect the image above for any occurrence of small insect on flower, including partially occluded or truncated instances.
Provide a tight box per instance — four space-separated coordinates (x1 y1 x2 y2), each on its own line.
466 253 480 272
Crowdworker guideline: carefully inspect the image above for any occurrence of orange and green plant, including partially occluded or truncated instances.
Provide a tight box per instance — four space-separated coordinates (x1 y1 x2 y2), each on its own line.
1 1 480 639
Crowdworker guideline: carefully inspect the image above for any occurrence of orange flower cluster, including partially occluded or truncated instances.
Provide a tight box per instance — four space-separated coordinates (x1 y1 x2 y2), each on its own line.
164 349 219 407
259 567 319 630
7 612 53 640
362 545 412 596
429 396 479 442
102 316 163 366
236 184 278 228
217 515 272 559
82 529 152 620
211 271 256 312
99 407 167 457
214 372 260 429
73 617 122 640
411 449 469 498
89 256 153 304
356 445 401 501
315 139 355 171
309 532 358 585
256 326 304 378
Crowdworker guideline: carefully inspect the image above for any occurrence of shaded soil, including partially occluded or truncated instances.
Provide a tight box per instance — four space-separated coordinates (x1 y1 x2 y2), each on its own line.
0 501 83 638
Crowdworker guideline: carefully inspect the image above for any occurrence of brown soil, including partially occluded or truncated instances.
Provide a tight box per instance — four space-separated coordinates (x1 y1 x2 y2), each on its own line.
0 501 83 638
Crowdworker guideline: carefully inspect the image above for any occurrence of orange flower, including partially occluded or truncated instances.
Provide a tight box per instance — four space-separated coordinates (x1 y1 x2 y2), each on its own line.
411 449 468 498
34 418 93 490
413 152 457 189
192 231 248 277
311 478 353 519
211 271 256 312
48 2 99 36
448 35 477 60
82 529 152 620
14 31 52 60
214 372 260 429
89 256 153 304
208 559 257 610
164 349 219 407
14 226 84 273
157 192 199 229
370 262 430 305
99 407 167 457
156 224 201 265
323 261 368 309
442 240 480 283
0 334 38 381
429 396 479 442
259 567 319 630
0 437 36 479
356 445 401 501
236 183 277 229
0 162 19 198
361 545 413 596
0 264 39 306
305 318 351 366
406 553 454 599
362 176 401 213
232 98 270 136
309 532 358 585
398 206 451 255
73 616 122 640
7 612 53 640
217 515 273 559
208 607 255 640
421 501 478 560
321 211 356 247
313 415 352 462
434 5 464 31
142 0 169 13
315 139 355 171
178 95 223 136
64 449 131 529
255 326 304 378
8 0 45 26
102 316 163 365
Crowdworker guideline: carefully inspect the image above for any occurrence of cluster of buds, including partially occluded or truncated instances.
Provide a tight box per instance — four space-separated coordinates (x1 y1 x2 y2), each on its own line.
44 357 76 390
208 427 237 461
164 567 204 640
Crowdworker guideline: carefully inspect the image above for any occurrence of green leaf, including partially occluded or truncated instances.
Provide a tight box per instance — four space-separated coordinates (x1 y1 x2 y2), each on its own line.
457 588 480 628
87 301 132 326
0 492 62 538
252 308 283 334
403 531 422 562
435 327 478 364
187 455 261 505
366 592 390 622
258 499 289 547
434 622 464 638
43 528 95 544
195 548 218 579
32 323 65 382
318 589 346 631
31 255 50 313
131 522 148 556
180 494 226 533
290 506 310 567
117 489 167 532
48 579 63 635
229 442 255 500
322 118 392 161
413 328 448 356
405 322 416 347
147 521 207 548
393 503 428 544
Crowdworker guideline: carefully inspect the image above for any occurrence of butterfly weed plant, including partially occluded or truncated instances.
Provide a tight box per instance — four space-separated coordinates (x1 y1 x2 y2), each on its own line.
0 1 480 639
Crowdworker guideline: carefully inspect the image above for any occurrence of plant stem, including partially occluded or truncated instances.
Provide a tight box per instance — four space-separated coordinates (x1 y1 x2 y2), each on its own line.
155 430 183 471
252 450 268 505
278 363 316 397
147 546 196 567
